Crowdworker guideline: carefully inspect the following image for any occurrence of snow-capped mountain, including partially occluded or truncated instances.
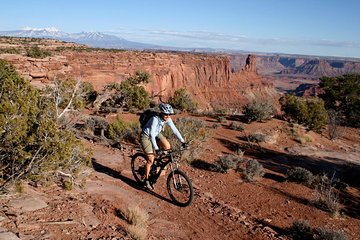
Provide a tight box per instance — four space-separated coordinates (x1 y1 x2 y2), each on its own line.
1 27 70 38
0 28 163 50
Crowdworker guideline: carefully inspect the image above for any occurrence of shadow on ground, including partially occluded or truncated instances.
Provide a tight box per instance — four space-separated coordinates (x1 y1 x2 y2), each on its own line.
91 159 174 205
216 137 360 219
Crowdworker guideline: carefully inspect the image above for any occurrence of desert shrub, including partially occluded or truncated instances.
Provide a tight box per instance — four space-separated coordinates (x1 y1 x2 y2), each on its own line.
213 154 243 173
62 180 73 191
80 82 97 107
102 71 151 111
228 122 244 131
165 117 211 144
123 205 149 227
212 108 227 115
0 60 91 189
306 99 330 131
313 174 341 216
128 225 147 240
288 220 348 240
235 147 244 157
248 132 266 143
125 86 150 110
243 159 265 182
243 99 275 123
124 71 150 109
123 205 148 240
288 220 313 240
280 94 329 132
0 48 21 54
106 116 140 143
313 227 348 240
15 180 25 193
26 45 52 58
163 117 211 162
169 88 198 112
319 74 360 128
294 134 313 144
216 115 226 123
286 167 315 187
84 116 109 133
327 109 344 140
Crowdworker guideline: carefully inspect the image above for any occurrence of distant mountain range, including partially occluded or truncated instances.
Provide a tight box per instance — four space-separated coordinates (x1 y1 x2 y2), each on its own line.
0 28 229 53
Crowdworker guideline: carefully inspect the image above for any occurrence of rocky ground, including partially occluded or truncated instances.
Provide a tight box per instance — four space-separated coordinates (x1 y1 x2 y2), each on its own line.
1 115 360 240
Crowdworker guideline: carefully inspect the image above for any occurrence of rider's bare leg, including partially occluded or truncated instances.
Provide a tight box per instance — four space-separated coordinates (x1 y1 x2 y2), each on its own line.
158 138 171 151
145 153 155 180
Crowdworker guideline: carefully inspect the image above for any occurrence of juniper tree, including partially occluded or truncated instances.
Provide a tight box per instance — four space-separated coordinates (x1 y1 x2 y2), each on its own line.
0 59 90 189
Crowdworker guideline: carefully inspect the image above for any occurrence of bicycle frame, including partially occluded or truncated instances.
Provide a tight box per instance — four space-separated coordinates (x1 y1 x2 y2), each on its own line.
150 150 180 183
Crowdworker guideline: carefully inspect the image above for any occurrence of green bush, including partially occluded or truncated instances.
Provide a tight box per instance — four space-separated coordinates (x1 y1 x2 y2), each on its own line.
106 116 140 143
0 48 21 54
169 88 197 112
214 154 243 173
26 45 52 58
288 220 348 240
0 60 91 189
228 122 244 131
163 117 211 162
288 220 313 240
80 81 97 107
280 94 329 132
243 99 275 123
103 71 151 111
314 227 348 240
286 167 315 187
243 159 265 181
320 74 360 128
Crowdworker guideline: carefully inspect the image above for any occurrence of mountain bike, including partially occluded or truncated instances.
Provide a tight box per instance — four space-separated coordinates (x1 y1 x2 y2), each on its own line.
131 147 194 207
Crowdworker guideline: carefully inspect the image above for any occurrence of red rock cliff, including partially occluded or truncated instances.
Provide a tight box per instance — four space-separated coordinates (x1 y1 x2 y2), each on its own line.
1 50 278 110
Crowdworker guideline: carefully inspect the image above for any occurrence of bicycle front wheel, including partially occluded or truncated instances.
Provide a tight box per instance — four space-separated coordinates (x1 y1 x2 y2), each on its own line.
167 169 194 207
131 153 147 183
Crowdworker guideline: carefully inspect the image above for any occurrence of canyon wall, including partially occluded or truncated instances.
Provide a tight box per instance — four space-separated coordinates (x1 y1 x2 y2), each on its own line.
1 48 277 110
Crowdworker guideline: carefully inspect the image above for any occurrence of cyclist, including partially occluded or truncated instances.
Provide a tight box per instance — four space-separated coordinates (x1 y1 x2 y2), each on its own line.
140 103 186 190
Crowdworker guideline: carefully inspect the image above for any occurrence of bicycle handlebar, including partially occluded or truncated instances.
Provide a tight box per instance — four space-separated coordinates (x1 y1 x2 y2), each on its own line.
157 145 189 157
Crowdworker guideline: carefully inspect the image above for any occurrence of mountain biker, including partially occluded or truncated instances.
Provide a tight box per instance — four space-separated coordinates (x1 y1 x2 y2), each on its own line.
140 103 186 190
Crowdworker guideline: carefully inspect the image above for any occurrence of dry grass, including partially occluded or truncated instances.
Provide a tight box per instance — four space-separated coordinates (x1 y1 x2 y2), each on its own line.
128 225 147 240
313 175 341 217
124 205 149 226
122 205 149 240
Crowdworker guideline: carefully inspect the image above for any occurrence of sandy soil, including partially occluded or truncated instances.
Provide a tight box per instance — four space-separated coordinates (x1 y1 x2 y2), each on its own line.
1 115 360 240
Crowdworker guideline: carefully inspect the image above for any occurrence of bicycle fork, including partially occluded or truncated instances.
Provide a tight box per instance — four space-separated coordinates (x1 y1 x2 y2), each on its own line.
169 163 183 191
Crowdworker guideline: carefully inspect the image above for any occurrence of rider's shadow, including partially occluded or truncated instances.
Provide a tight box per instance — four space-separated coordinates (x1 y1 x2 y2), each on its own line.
91 158 174 205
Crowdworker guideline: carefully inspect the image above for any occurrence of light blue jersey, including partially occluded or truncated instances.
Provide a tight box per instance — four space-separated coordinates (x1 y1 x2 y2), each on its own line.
142 115 185 150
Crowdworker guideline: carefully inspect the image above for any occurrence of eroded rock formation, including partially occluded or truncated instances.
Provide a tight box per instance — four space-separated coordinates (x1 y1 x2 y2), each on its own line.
1 43 277 110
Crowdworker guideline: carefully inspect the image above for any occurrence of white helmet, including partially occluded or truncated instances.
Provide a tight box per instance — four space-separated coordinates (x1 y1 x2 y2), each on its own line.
159 103 174 115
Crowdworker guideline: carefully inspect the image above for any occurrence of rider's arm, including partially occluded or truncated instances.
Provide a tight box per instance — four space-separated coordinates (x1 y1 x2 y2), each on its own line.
167 118 185 143
149 117 160 151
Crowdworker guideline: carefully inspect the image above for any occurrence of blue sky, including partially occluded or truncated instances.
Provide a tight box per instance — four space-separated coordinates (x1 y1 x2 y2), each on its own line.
1 0 360 58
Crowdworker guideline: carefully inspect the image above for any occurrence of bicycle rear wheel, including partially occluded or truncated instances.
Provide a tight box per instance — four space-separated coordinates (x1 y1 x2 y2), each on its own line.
131 153 147 183
166 169 194 207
